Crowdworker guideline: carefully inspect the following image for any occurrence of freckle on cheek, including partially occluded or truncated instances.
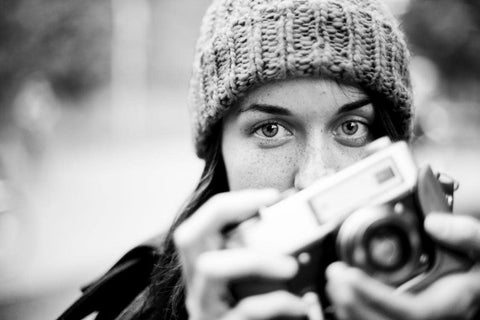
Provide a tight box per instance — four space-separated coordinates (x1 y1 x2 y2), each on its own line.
234 152 294 190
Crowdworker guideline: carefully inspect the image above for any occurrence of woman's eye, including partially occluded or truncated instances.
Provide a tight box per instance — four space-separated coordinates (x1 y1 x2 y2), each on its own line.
334 120 371 147
253 121 292 139
261 123 279 137
342 121 360 135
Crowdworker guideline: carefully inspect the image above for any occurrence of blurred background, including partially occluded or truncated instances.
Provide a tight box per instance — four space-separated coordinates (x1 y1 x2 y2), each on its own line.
0 0 479 319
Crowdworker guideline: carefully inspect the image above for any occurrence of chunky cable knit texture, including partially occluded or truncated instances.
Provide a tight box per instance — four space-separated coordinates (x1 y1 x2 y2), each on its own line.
189 0 412 158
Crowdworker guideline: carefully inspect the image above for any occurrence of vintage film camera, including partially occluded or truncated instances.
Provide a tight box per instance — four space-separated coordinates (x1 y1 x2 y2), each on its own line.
225 137 473 317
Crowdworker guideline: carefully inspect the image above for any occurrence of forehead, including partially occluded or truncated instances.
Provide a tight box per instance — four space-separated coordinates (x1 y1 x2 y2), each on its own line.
237 78 368 112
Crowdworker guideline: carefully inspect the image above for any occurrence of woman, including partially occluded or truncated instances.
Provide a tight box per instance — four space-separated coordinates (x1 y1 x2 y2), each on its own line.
149 0 480 319
59 0 480 319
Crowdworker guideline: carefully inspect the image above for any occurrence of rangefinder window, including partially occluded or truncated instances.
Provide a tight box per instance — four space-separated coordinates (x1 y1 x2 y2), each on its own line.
308 158 402 224
376 166 396 184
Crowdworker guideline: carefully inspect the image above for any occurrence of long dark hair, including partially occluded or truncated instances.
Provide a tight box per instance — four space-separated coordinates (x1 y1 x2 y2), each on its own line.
133 91 405 320
133 122 228 320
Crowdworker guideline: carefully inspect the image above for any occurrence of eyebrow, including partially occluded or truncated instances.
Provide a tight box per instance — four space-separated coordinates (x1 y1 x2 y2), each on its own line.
337 98 372 113
238 104 293 116
239 98 371 116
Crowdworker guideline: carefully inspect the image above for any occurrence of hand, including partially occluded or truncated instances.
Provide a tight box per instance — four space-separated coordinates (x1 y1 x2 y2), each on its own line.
325 213 480 320
174 189 323 320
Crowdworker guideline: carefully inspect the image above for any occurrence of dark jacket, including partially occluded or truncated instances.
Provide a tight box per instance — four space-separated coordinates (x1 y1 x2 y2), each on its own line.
57 235 165 320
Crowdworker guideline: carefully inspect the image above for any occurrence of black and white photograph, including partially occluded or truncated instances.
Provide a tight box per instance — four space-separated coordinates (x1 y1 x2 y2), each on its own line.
0 1 480 319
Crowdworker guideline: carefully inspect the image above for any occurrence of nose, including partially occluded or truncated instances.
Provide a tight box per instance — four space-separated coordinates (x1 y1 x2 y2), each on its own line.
293 143 337 191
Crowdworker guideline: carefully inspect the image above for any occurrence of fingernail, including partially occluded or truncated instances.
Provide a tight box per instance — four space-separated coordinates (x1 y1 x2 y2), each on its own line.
277 256 299 276
256 189 282 208
424 213 449 236
302 291 318 306
326 261 347 279
263 188 280 195
280 188 296 200
261 188 281 201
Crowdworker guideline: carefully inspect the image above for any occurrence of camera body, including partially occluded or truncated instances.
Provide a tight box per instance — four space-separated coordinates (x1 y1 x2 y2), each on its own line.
225 138 472 316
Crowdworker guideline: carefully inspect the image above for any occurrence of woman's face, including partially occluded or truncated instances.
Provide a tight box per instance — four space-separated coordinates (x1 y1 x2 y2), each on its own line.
222 78 377 192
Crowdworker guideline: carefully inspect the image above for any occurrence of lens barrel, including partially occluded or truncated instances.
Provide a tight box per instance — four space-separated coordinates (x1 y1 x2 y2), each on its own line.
337 203 423 286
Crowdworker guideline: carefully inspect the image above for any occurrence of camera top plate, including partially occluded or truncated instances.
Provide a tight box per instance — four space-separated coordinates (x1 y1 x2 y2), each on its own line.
226 138 418 254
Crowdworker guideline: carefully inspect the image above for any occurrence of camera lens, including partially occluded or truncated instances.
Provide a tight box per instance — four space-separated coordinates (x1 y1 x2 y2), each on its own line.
366 225 410 271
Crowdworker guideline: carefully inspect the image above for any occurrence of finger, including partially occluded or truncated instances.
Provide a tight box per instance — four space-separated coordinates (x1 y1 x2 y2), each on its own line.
190 249 298 311
327 262 480 320
425 213 480 258
195 249 298 282
222 291 308 320
329 297 390 320
174 189 280 250
302 292 324 320
326 262 394 320
174 189 280 284
408 267 480 319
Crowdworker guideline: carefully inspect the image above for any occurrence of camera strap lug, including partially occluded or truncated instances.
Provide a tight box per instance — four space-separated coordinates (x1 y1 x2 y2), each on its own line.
435 172 459 210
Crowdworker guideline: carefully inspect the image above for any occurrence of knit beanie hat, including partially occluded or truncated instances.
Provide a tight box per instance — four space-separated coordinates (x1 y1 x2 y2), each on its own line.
189 0 413 159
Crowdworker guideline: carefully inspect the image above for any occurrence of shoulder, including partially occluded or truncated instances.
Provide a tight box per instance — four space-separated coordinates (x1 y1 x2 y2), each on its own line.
57 234 166 320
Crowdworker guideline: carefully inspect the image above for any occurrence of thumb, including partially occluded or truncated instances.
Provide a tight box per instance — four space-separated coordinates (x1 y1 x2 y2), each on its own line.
424 213 480 258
